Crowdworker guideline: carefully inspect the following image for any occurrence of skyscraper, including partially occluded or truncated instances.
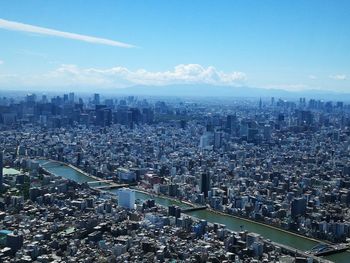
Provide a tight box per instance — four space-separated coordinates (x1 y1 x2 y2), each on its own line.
95 107 112 126
263 124 272 141
259 98 262 109
291 197 306 218
214 131 223 149
200 172 210 198
93 93 100 105
69 92 75 103
226 114 238 135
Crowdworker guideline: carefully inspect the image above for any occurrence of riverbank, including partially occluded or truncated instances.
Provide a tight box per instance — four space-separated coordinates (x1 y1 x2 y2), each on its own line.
39 159 335 246
36 159 350 262
37 158 105 182
37 159 194 207
134 187 331 245
206 207 332 245
135 186 334 246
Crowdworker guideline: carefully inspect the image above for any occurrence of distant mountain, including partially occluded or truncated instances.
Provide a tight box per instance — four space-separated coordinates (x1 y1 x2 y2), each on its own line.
114 84 288 97
114 84 350 101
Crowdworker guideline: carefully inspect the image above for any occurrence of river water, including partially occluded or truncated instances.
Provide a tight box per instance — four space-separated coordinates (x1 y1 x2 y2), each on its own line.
37 160 350 263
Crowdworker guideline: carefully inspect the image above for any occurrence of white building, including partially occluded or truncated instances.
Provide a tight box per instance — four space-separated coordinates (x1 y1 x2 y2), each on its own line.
118 188 135 209
199 132 213 149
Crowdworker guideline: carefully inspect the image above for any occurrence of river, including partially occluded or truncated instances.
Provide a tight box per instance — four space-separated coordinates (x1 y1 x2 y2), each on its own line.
36 160 350 263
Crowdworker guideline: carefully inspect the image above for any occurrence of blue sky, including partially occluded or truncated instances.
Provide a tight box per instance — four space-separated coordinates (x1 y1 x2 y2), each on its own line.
0 0 349 92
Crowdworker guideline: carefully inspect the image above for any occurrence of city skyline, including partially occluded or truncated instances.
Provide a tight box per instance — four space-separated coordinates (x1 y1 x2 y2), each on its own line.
0 0 349 93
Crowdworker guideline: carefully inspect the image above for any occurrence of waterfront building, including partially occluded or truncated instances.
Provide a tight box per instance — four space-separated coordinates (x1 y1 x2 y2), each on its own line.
291 197 307 218
200 172 211 198
118 188 136 210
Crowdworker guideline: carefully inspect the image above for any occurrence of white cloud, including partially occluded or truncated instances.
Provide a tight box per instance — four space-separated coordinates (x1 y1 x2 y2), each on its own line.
0 18 135 48
329 74 347 80
0 64 246 88
0 60 3 65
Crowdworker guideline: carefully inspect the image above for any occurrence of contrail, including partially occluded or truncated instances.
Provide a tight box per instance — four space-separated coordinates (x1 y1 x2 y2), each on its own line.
0 18 135 48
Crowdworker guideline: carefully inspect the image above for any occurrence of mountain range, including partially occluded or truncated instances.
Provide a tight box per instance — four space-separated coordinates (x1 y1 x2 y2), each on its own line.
113 84 350 101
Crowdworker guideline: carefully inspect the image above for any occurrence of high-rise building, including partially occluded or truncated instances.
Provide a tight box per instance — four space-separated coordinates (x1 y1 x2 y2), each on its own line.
214 131 223 149
226 114 237 134
95 106 112 126
168 205 181 218
118 188 135 209
63 94 69 103
69 92 75 103
41 94 48 103
200 172 211 198
291 197 306 218
168 184 179 197
298 110 313 126
142 108 154 124
199 133 212 149
247 128 259 142
26 93 36 103
130 108 142 124
263 124 272 141
6 232 23 252
93 93 100 105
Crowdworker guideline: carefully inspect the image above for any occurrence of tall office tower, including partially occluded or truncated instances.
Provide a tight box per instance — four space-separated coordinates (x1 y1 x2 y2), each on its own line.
130 108 142 124
226 114 237 134
93 93 100 105
118 188 135 209
69 92 75 103
291 197 306 218
63 94 69 103
247 128 259 142
298 110 313 126
259 98 262 109
263 124 272 141
0 150 3 190
200 172 211 198
214 131 223 149
142 108 154 124
96 107 112 126
26 93 36 103
199 134 210 149
6 232 24 252
41 94 48 103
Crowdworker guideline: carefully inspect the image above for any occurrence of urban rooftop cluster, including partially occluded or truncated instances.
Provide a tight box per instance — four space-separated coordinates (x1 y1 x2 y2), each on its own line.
0 92 350 262
0 157 309 262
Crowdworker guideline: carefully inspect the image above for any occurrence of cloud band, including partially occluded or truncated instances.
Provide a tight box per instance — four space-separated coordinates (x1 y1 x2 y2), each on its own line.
0 64 246 88
0 18 135 48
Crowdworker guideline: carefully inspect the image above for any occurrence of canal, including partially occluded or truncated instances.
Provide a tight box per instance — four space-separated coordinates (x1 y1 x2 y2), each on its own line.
37 160 350 263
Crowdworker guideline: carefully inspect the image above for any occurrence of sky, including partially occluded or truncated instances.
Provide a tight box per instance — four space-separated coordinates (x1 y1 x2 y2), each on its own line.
0 0 349 93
